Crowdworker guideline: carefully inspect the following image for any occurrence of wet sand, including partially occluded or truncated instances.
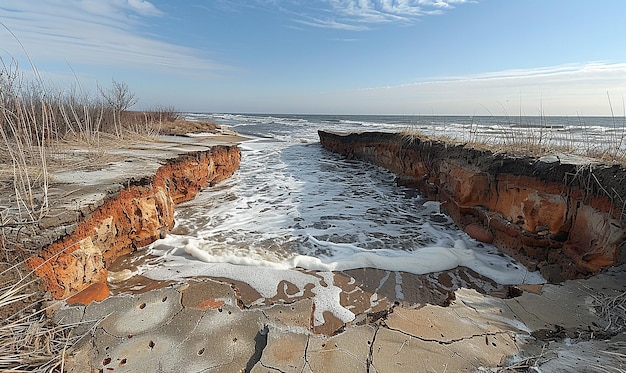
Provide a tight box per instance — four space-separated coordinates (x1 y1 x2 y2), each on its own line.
4 121 625 372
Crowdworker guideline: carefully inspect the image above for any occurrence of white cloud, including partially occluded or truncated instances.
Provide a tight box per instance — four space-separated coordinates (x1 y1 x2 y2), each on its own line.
247 0 471 30
318 0 471 28
300 62 626 115
194 0 470 31
0 0 222 75
294 17 371 31
126 0 163 16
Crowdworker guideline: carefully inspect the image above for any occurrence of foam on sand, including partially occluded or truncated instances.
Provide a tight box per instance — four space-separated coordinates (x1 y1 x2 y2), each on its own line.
144 242 356 325
144 225 543 326
142 113 546 327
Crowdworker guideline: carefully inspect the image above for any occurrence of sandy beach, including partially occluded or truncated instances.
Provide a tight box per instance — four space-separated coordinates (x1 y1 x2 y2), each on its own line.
3 1 626 371
2 118 625 372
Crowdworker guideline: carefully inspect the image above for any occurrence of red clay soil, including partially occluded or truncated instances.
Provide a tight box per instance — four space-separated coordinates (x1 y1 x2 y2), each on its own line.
319 130 626 282
27 146 241 301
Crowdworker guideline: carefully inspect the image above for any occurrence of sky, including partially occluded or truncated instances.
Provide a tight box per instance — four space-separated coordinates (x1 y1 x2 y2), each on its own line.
1 0 626 115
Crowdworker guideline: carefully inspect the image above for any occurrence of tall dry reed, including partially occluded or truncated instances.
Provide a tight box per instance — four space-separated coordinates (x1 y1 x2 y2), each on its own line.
1 55 176 371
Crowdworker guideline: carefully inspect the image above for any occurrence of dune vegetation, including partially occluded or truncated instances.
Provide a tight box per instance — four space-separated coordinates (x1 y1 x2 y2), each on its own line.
400 106 626 164
0 58 178 371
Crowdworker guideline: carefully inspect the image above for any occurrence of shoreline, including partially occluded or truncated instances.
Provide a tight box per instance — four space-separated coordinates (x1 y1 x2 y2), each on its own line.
318 130 626 282
2 123 625 371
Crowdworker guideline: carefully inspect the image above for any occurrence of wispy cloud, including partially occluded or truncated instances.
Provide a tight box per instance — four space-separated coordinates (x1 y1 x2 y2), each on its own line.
294 17 370 31
292 0 473 30
0 0 223 75
410 63 626 84
193 1 261 14
126 0 163 16
332 37 359 42
192 1 471 31
303 62 626 115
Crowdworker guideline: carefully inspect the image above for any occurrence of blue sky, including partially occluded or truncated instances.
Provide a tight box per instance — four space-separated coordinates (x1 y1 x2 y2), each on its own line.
1 0 626 115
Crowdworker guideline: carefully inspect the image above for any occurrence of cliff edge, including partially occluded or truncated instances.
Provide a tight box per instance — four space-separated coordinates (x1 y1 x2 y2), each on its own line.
319 130 626 282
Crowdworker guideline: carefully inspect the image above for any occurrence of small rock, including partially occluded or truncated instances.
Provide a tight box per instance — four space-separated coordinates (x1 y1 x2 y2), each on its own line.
192 298 226 311
66 282 110 305
464 223 494 244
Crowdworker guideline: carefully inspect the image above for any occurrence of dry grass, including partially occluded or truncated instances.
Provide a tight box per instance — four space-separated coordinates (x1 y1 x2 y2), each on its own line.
400 125 458 147
494 345 556 372
0 56 178 371
0 264 86 372
1 57 178 226
592 290 626 333
399 114 626 165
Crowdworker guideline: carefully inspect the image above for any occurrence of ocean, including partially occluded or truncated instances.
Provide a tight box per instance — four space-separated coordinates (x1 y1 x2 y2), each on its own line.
140 113 624 324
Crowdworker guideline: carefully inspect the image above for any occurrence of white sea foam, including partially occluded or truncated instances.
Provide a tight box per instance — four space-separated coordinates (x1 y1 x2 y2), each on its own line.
141 113 623 325
146 241 356 325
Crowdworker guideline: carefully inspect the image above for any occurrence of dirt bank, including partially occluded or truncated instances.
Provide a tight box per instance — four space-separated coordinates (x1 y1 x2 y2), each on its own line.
27 145 240 300
5 126 624 372
319 130 626 281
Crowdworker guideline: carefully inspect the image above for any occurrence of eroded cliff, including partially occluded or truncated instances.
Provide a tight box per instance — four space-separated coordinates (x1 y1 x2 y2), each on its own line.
27 145 241 300
319 130 626 281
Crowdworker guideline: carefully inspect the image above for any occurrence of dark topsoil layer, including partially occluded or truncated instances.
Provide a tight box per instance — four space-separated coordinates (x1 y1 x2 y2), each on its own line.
332 131 626 206
0 119 223 320
4 127 626 320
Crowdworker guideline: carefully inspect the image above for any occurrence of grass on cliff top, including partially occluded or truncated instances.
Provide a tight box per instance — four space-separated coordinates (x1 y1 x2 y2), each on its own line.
400 113 626 165
0 56 180 227
0 55 225 371
0 55 185 371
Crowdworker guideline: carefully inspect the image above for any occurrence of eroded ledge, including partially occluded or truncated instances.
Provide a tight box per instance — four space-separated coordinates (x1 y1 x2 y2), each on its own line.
318 130 626 281
27 145 241 300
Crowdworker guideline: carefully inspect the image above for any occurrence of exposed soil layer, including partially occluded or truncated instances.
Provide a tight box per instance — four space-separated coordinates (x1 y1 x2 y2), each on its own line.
26 145 241 300
319 130 626 281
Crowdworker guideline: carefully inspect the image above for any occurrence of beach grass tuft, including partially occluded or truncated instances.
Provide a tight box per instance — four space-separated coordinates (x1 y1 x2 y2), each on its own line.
0 261 83 372
1 56 178 372
592 289 626 333
399 113 626 164
1 57 178 227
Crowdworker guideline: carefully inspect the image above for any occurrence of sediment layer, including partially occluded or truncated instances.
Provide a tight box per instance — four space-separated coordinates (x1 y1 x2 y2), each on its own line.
27 145 241 299
319 130 626 281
